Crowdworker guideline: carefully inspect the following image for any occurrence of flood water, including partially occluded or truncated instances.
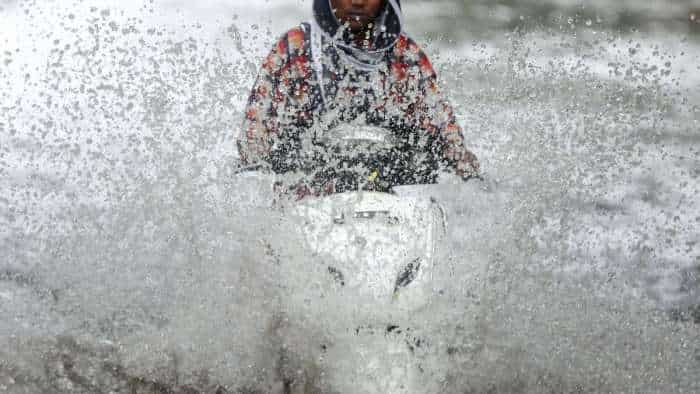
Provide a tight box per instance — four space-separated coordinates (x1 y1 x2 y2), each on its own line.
1 0 699 392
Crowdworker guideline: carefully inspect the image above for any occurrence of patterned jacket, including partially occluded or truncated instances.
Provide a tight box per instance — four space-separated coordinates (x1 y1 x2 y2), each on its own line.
238 21 477 196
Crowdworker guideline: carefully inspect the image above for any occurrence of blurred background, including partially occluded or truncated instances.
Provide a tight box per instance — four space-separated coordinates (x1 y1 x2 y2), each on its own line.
406 0 700 37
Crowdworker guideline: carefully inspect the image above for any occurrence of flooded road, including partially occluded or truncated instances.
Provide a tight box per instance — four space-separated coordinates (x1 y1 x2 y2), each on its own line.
1 0 699 392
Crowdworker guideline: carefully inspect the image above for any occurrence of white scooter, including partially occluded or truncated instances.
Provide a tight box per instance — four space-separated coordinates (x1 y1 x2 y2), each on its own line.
234 125 477 393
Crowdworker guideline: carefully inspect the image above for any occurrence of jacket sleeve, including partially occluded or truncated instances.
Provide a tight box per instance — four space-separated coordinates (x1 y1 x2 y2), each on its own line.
237 35 289 166
397 42 479 178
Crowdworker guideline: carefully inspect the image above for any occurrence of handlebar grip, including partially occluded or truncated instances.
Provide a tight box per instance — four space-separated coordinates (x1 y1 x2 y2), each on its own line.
233 163 270 175
462 173 485 182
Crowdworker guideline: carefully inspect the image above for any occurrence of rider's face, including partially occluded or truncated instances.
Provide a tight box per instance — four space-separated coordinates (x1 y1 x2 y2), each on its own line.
330 0 385 33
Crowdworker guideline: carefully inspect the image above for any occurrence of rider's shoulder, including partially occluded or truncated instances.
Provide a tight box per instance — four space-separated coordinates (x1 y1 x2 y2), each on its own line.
393 34 424 56
278 25 310 55
267 25 310 60
391 34 436 77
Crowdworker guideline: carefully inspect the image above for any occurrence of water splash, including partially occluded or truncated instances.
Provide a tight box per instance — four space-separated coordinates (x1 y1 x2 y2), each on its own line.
1 1 699 393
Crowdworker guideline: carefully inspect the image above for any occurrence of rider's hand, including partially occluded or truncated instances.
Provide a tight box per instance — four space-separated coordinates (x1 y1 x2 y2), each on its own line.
455 148 481 181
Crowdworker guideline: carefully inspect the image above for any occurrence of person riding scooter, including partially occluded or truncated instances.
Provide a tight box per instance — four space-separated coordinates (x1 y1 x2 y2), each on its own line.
238 0 479 198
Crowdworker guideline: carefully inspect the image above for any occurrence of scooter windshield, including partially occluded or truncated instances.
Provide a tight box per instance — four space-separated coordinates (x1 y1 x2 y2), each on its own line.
318 124 398 151
301 124 439 193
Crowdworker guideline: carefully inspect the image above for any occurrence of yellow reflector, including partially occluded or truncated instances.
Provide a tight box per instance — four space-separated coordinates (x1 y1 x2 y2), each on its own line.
368 170 379 182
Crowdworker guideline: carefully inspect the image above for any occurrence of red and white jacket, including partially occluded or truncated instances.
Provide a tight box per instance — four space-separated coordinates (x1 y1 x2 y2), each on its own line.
238 2 477 196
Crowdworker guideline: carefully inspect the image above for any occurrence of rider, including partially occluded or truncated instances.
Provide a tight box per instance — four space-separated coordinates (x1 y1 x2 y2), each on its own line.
238 0 479 198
